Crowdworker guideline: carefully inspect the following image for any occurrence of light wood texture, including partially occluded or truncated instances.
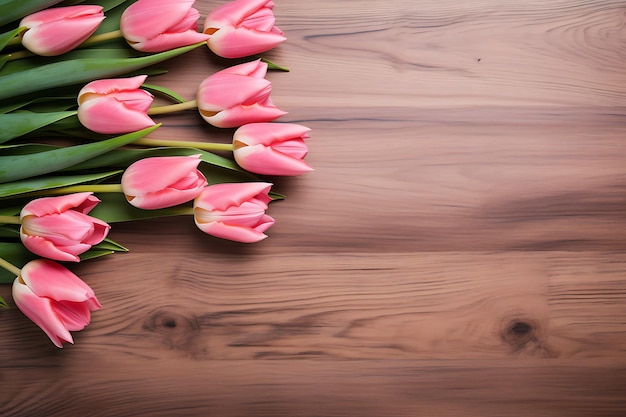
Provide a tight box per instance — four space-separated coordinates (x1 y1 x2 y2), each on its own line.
2 0 626 415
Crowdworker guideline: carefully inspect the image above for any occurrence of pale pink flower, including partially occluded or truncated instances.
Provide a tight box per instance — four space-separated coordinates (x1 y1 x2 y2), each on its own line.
204 0 285 58
77 75 155 134
120 0 210 52
197 60 285 128
12 259 102 348
193 182 275 243
233 123 313 175
20 193 110 262
121 155 208 210
20 5 105 56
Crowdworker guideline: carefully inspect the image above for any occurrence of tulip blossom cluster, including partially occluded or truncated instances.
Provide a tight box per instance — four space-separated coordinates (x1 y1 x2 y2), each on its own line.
0 0 311 349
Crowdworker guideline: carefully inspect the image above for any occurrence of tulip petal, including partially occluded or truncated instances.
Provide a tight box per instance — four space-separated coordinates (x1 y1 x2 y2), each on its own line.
12 278 73 348
78 96 156 134
205 0 273 27
21 259 99 304
20 235 81 262
205 103 286 128
78 75 148 101
217 59 267 77
20 192 100 218
207 25 285 59
234 143 313 175
54 300 91 331
121 0 196 41
21 14 105 56
235 122 310 146
194 219 270 243
20 5 103 26
195 182 272 211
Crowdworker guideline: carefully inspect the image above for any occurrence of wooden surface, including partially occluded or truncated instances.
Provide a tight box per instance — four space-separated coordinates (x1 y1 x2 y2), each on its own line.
2 0 626 415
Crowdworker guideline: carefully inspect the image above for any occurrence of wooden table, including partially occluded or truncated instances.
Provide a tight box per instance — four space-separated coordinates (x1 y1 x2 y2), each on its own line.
2 0 626 415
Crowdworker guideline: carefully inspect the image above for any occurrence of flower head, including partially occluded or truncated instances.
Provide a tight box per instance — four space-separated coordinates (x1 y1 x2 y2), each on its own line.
77 75 156 134
20 5 105 56
121 0 210 52
197 60 285 128
193 182 275 243
233 123 312 175
12 259 101 348
121 155 208 210
20 192 110 262
204 0 286 58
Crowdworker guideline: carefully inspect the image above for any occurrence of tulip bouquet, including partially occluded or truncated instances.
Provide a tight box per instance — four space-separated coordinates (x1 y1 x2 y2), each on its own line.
0 0 312 347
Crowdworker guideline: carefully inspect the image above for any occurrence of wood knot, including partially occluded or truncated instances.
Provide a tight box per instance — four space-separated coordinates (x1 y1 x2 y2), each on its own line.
501 318 537 348
499 317 557 357
143 309 203 354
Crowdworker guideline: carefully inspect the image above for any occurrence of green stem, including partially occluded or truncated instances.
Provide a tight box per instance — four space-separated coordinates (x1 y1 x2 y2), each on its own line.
148 100 198 115
79 30 123 48
168 206 194 216
35 184 123 196
134 138 234 152
0 257 21 277
7 49 33 61
0 215 20 224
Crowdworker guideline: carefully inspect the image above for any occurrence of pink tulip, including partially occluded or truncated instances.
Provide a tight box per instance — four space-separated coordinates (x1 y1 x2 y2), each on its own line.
12 259 101 348
77 75 156 134
233 123 313 175
120 0 210 53
20 192 110 262
204 0 286 58
197 60 286 128
20 5 105 56
121 155 208 210
193 182 275 243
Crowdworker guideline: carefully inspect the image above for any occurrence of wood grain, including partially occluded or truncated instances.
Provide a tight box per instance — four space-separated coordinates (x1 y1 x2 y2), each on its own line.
2 0 626 416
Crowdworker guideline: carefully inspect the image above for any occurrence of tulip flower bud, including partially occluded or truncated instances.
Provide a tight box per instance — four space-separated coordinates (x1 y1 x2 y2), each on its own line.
204 0 286 58
20 192 110 262
20 5 105 56
233 123 313 176
77 75 156 134
120 0 210 53
193 182 275 243
121 155 208 210
12 259 102 348
197 60 286 128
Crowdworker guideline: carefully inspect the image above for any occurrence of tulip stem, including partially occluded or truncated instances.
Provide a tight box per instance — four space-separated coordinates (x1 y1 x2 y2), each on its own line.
0 215 21 225
31 184 124 196
6 49 34 61
80 30 123 47
148 100 198 115
0 257 21 277
134 138 234 152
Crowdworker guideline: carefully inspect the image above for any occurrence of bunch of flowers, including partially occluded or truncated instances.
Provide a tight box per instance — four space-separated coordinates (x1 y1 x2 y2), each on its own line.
0 0 311 348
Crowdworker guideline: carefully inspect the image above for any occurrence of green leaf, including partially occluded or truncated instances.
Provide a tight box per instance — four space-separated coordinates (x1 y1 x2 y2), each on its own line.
87 192 188 223
0 111 77 143
94 237 129 252
0 42 205 100
142 83 186 103
0 225 19 238
65 146 247 173
0 0 64 27
0 295 8 308
0 242 33 283
0 240 124 283
0 170 122 198
0 27 26 52
0 124 160 183
261 58 290 72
